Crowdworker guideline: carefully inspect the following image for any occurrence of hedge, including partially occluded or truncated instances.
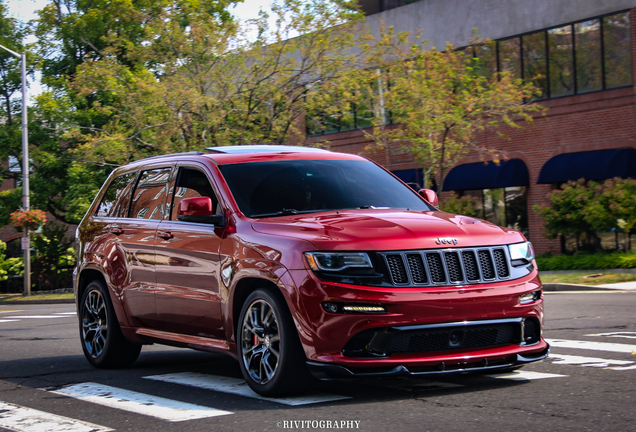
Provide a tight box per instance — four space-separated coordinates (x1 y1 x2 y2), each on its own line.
536 251 636 271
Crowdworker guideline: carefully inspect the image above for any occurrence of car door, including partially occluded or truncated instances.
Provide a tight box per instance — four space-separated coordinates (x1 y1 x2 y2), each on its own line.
86 169 138 325
153 164 225 339
119 165 173 329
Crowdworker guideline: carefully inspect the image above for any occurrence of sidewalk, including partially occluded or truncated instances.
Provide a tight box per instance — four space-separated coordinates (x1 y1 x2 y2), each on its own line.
543 281 636 291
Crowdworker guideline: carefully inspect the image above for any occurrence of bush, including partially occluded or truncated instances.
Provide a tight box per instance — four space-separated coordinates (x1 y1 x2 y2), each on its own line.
31 222 76 290
534 177 636 253
0 240 23 281
536 250 636 271
440 191 479 217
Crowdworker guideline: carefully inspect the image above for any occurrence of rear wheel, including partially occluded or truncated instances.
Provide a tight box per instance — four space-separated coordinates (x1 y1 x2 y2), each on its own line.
79 280 141 368
237 289 310 396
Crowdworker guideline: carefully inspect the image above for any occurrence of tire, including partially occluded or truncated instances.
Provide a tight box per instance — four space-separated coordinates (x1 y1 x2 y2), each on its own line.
237 288 311 396
79 280 141 368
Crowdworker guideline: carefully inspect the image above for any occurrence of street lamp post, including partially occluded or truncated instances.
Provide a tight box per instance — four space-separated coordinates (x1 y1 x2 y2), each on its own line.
0 44 30 296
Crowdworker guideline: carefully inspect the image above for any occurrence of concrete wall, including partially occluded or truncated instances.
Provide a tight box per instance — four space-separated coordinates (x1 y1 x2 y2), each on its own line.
366 0 636 48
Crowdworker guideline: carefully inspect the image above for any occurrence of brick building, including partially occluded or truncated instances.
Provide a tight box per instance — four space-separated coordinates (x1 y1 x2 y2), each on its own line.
306 0 636 254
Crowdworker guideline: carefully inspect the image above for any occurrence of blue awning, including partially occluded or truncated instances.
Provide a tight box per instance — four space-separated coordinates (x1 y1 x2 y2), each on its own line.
537 148 636 184
442 159 529 191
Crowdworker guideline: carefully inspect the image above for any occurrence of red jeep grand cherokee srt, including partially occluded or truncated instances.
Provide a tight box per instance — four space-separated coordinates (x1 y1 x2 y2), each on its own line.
74 145 548 396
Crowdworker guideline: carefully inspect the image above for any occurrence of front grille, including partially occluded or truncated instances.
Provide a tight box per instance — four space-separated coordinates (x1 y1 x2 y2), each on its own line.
381 246 512 286
385 322 517 354
342 318 531 358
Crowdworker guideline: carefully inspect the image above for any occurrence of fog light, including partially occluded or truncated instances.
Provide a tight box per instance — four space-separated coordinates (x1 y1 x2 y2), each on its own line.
520 290 542 304
341 305 387 313
321 302 387 314
322 302 339 313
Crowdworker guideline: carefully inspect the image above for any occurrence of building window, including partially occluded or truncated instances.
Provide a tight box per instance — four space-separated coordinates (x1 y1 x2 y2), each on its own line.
494 10 631 100
604 13 632 89
575 19 602 93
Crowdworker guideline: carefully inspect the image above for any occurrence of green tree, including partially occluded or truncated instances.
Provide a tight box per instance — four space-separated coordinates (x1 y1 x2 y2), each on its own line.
321 27 546 193
31 221 75 290
64 0 363 165
583 178 636 250
0 240 23 282
440 191 479 217
534 179 597 252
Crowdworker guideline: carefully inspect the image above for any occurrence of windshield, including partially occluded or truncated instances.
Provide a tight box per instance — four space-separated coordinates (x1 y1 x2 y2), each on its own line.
218 159 435 218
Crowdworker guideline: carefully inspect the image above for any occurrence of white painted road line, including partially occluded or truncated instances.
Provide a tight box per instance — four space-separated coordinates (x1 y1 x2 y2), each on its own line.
549 353 634 368
0 401 112 432
54 312 77 315
6 316 69 319
585 332 636 340
608 365 636 371
144 373 351 406
49 383 232 422
488 371 567 381
0 319 18 323
546 339 636 354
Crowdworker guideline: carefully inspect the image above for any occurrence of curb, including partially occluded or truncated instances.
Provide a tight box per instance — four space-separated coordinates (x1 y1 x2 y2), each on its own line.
0 299 75 305
543 283 618 292
540 268 636 275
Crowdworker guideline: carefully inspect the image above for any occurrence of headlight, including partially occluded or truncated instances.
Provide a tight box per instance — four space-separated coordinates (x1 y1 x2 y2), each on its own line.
305 252 373 272
508 241 534 266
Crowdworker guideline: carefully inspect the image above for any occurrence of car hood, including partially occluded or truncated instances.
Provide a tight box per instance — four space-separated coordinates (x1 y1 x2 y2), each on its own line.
251 209 525 251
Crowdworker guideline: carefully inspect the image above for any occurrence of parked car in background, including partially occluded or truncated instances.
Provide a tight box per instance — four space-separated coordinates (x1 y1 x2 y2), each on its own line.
74 145 548 396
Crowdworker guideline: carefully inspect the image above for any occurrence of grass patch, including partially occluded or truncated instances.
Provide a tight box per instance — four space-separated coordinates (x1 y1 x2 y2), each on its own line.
539 272 636 286
0 293 74 302
536 250 636 271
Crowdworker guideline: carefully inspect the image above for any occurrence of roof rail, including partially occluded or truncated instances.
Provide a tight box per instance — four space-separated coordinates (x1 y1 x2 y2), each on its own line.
205 145 331 154
134 151 205 163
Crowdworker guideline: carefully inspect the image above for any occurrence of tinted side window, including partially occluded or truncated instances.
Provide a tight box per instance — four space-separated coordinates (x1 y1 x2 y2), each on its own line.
95 172 137 218
170 167 221 220
130 167 172 220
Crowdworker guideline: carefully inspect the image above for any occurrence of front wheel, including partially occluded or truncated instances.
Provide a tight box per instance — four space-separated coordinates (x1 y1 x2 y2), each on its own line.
237 289 310 396
79 280 141 368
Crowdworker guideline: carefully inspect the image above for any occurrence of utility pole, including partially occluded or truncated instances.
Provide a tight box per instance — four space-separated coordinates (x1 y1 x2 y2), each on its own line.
0 44 30 296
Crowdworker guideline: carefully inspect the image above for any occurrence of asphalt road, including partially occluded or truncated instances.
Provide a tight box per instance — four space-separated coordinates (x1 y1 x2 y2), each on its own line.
1 290 635 432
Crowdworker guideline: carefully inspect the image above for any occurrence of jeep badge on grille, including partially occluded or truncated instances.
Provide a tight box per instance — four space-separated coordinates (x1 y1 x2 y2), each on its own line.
436 238 458 245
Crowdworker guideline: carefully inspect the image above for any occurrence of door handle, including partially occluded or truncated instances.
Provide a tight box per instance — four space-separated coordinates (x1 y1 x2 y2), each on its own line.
157 231 174 240
111 227 124 235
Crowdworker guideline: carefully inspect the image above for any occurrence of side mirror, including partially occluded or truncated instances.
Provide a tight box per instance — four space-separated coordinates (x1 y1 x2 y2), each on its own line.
418 189 439 208
177 197 225 225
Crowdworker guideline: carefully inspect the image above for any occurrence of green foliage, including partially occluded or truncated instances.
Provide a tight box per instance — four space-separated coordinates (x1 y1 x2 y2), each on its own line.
318 28 546 191
536 250 636 271
0 188 21 226
0 240 23 281
31 222 76 290
66 0 364 163
440 192 479 217
534 179 595 240
534 178 636 252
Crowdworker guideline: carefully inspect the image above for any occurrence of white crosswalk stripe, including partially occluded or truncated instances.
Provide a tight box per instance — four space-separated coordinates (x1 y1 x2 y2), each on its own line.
585 331 636 340
48 383 233 422
0 401 112 432
546 338 636 354
488 371 567 381
548 353 633 368
144 372 351 406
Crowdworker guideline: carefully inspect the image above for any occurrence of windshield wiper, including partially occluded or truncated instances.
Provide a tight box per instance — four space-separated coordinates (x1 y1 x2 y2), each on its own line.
250 208 308 218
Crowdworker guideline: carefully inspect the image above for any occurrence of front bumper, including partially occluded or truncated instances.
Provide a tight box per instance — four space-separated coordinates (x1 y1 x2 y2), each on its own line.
307 344 550 379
